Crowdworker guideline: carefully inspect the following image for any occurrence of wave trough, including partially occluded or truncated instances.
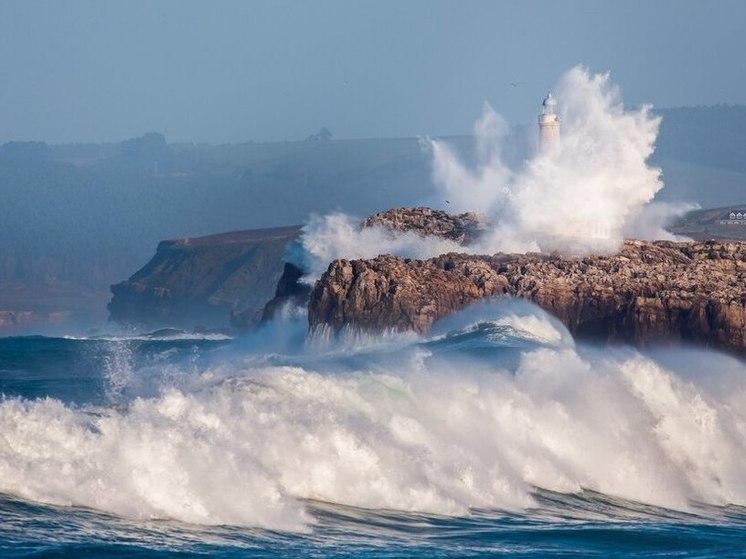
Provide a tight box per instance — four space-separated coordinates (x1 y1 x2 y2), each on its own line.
1 305 745 533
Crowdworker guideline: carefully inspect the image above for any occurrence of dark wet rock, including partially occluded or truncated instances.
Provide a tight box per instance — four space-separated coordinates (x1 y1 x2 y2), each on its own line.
259 263 312 323
309 240 746 355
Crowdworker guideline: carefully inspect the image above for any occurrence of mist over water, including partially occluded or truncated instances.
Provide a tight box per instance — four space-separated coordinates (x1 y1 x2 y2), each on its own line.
300 67 694 276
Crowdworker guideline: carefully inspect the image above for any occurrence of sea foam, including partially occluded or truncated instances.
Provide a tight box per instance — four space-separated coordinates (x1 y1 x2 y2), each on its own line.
0 307 745 531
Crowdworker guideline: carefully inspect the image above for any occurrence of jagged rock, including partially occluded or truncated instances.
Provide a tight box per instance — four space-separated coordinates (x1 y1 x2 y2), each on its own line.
232 262 311 326
309 240 746 355
257 207 487 321
364 207 486 245
108 225 301 329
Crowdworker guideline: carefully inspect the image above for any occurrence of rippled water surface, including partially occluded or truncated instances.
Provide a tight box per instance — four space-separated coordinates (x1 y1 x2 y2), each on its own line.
1 302 745 557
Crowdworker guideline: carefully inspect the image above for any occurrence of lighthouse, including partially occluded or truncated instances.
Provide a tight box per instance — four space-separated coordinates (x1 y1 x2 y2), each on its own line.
538 92 560 146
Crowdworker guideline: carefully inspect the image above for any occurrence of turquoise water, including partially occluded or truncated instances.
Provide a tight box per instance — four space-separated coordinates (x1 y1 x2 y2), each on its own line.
1 303 745 557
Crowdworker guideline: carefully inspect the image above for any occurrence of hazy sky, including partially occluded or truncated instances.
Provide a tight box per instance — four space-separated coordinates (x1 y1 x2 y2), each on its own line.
0 0 744 144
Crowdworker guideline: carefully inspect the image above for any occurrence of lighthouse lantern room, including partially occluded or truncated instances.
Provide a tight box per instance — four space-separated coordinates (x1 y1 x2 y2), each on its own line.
538 92 560 146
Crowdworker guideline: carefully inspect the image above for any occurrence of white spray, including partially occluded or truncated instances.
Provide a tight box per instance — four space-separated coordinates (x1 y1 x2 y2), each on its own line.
300 66 693 275
1 317 746 530
299 212 464 282
433 66 692 253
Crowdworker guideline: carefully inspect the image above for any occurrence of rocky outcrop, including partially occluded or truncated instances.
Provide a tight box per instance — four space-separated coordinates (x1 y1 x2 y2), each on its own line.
230 262 311 326
108 206 486 331
256 207 488 319
108 225 301 329
309 240 746 355
364 206 486 244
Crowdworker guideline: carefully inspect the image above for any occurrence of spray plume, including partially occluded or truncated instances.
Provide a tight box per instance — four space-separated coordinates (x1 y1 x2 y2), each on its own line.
301 66 693 278
433 66 692 253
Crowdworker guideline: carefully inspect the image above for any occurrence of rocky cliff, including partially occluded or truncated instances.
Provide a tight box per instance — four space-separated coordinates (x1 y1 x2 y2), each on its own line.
364 206 486 244
255 207 486 321
309 240 746 355
108 225 300 329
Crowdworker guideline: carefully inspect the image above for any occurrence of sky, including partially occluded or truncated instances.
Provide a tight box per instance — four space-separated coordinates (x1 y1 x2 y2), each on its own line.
0 0 744 144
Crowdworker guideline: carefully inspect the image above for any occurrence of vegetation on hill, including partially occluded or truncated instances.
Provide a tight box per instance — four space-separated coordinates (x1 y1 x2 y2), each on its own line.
0 134 443 289
0 105 744 295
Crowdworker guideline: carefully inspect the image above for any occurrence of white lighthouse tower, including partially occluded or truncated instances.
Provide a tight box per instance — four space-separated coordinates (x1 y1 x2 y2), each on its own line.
538 92 560 146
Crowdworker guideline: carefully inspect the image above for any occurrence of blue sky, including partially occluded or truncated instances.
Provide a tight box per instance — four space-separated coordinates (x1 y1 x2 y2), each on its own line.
0 0 744 143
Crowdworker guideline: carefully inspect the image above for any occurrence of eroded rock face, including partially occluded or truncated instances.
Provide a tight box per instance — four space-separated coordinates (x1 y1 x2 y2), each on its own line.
309 240 746 355
256 207 487 321
243 262 311 325
364 207 486 245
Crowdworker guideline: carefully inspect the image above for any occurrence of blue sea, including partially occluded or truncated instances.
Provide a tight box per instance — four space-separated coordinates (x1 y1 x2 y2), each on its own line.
1 301 745 557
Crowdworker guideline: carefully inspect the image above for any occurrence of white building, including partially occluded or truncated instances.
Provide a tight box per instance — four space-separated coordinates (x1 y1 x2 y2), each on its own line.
719 210 746 225
538 92 560 146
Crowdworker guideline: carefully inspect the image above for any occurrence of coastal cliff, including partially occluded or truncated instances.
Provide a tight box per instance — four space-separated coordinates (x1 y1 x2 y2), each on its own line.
255 207 487 320
108 225 300 329
107 206 746 352
308 240 746 355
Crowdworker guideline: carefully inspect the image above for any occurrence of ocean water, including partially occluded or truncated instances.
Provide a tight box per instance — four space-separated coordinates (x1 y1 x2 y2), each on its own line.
1 301 745 557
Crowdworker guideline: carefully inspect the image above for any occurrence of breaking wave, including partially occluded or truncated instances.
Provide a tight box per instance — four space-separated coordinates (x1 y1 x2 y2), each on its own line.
298 66 695 283
0 303 745 531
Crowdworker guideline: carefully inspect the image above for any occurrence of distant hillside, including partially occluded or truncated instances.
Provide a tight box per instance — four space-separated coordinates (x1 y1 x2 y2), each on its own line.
654 105 746 173
650 105 746 208
649 157 746 208
669 203 746 241
1 104 745 295
0 135 454 290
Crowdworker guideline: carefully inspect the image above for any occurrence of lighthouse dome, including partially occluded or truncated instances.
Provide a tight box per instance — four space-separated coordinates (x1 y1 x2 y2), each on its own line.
542 92 557 113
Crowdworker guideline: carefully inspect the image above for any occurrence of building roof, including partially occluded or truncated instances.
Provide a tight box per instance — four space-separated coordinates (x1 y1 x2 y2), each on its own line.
542 92 557 110
721 209 746 219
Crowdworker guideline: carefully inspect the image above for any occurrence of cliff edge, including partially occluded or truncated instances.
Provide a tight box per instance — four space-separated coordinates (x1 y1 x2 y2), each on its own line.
108 225 301 329
309 240 746 355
